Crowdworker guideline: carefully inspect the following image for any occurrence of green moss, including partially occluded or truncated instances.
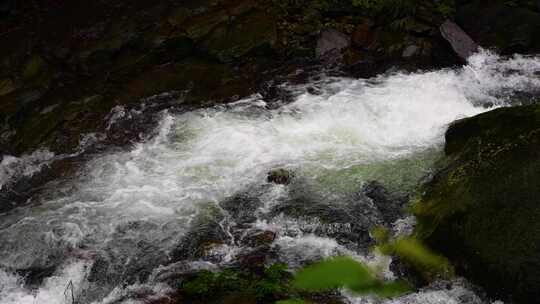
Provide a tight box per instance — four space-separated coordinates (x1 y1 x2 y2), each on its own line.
414 104 540 303
180 263 292 302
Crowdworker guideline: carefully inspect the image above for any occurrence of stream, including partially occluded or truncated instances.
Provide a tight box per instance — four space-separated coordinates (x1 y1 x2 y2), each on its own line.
1 50 540 304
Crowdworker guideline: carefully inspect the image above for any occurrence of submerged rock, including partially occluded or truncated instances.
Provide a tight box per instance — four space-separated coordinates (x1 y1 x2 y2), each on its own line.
362 181 408 225
414 104 540 303
267 168 293 185
241 230 277 248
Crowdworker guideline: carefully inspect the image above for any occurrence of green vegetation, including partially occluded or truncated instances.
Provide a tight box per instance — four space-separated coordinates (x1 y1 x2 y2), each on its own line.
292 256 411 297
181 263 292 301
180 227 455 303
373 227 454 280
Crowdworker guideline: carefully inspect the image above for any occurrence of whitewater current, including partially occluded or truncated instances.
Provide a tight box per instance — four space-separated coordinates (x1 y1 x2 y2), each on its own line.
0 50 539 304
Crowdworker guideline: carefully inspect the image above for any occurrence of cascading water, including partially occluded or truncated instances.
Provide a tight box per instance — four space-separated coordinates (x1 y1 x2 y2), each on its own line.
0 50 539 304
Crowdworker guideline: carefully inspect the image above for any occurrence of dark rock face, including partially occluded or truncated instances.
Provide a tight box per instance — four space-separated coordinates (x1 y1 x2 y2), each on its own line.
362 181 408 225
414 105 540 303
220 191 263 225
456 1 540 54
351 20 375 50
0 0 282 157
439 20 478 60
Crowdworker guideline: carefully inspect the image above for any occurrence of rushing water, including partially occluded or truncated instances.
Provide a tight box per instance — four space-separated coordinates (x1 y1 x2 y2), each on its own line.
1 50 539 304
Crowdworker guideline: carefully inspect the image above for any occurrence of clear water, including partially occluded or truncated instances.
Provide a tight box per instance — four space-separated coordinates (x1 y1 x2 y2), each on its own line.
1 50 539 304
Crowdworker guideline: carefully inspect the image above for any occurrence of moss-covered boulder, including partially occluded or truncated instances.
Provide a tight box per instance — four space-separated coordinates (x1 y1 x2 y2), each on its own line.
414 105 540 303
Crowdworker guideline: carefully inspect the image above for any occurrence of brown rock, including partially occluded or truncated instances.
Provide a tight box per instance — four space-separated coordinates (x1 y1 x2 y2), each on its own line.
242 230 276 247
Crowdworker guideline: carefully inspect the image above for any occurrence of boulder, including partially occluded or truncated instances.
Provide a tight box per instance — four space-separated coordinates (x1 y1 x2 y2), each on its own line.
241 230 276 248
439 20 478 60
267 168 293 185
316 28 350 60
402 45 420 58
414 105 540 303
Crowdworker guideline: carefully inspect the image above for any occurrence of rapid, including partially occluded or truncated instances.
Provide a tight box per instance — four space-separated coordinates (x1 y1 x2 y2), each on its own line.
1 50 539 304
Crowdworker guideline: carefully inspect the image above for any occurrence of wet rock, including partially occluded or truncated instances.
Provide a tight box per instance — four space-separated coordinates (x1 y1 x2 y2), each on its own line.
220 192 262 224
439 20 479 60
267 168 293 185
241 230 276 248
402 45 420 58
85 223 171 292
151 260 217 286
316 29 350 61
362 181 408 225
269 190 381 252
172 220 228 261
415 104 540 304
237 247 272 271
389 256 426 288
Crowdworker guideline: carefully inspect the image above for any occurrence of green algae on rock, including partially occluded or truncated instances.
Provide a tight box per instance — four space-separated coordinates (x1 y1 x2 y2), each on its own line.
414 104 540 304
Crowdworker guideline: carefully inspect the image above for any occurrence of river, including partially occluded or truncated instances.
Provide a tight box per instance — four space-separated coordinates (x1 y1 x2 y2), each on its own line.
1 50 539 304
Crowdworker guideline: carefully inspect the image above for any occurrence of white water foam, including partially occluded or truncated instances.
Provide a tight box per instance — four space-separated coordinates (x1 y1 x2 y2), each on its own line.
0 50 539 303
0 149 55 190
0 261 91 304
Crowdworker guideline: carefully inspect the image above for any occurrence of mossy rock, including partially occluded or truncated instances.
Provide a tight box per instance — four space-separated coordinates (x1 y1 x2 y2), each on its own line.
200 9 277 62
10 95 109 154
414 105 540 303
179 264 292 303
